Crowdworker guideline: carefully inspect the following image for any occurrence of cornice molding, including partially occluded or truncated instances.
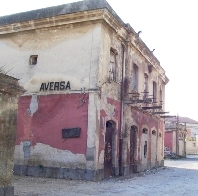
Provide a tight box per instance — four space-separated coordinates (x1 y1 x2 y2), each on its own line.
0 9 106 35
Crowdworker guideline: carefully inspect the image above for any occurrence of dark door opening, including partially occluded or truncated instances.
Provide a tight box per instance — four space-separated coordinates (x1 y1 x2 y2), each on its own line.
104 121 114 178
130 126 137 173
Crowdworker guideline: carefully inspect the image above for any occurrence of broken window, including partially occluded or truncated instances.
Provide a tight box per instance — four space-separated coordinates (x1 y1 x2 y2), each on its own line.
142 128 148 134
152 130 156 135
109 50 117 82
153 81 157 103
143 73 148 99
29 55 38 65
132 64 138 91
144 141 147 157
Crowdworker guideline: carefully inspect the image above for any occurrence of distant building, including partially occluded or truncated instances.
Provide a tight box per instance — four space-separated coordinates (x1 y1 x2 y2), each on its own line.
165 116 198 156
0 0 168 180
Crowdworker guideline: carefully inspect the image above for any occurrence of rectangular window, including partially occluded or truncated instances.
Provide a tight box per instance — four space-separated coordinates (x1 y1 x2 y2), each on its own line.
153 81 157 103
29 55 38 65
132 64 138 91
143 73 148 99
144 141 147 157
160 89 163 105
109 51 117 82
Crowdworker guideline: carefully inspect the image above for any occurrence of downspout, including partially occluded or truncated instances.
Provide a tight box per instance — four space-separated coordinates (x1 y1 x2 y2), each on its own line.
119 43 126 175
176 114 179 156
184 123 187 157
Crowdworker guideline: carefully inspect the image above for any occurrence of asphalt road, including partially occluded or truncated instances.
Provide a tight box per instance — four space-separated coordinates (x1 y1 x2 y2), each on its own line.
13 155 198 196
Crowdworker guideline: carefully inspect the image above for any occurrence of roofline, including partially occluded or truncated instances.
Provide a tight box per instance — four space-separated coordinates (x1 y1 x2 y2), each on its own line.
0 0 168 81
0 0 125 27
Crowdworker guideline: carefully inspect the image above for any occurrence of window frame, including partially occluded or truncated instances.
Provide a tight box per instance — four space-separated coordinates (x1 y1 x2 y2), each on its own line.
109 50 117 82
29 55 38 66
143 73 149 99
153 81 157 103
132 64 138 91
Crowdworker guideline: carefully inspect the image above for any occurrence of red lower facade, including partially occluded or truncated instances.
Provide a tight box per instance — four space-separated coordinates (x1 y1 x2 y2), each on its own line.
14 93 164 181
17 93 88 154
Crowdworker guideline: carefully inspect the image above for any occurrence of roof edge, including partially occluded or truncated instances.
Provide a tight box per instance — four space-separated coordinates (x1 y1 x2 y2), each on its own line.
0 0 125 27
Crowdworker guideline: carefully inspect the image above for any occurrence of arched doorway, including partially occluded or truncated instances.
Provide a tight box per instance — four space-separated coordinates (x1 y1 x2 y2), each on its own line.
130 126 138 173
104 121 115 178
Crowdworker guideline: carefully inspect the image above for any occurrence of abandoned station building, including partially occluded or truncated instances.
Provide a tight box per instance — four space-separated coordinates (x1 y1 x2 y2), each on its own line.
0 0 169 180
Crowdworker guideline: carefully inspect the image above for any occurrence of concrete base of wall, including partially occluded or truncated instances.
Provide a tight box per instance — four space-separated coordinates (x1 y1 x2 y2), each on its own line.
112 166 119 176
14 164 105 181
14 163 163 181
140 163 147 171
122 165 130 176
140 161 164 172
160 160 164 167
121 164 141 176
0 186 14 196
136 164 141 172
147 162 151 170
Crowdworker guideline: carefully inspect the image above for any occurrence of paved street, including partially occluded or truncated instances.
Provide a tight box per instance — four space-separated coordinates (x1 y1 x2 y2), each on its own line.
14 155 198 196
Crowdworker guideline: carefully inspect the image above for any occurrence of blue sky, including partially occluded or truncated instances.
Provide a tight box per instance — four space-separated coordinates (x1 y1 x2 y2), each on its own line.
1 0 198 120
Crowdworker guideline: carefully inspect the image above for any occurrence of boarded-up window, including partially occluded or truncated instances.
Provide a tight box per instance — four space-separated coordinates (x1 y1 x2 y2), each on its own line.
132 64 138 91
109 51 116 82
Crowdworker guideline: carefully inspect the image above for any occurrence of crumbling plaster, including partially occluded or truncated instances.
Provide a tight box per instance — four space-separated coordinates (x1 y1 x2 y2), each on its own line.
14 143 86 168
0 0 168 180
0 23 101 93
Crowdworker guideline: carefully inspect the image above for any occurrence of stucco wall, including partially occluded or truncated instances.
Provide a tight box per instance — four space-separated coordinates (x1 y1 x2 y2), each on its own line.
0 2 168 180
125 46 165 106
0 20 103 170
179 139 185 156
186 140 198 154
16 93 88 168
126 109 164 171
0 22 101 92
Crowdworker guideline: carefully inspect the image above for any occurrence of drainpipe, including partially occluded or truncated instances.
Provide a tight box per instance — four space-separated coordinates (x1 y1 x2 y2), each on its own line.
119 43 126 175
176 114 179 156
184 123 187 157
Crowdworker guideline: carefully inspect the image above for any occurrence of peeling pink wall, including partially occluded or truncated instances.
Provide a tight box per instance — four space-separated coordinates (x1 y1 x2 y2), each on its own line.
98 98 121 160
131 108 164 163
17 94 89 155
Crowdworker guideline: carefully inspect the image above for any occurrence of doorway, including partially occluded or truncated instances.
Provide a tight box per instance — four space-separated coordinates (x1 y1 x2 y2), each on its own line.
130 126 137 173
104 121 114 178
